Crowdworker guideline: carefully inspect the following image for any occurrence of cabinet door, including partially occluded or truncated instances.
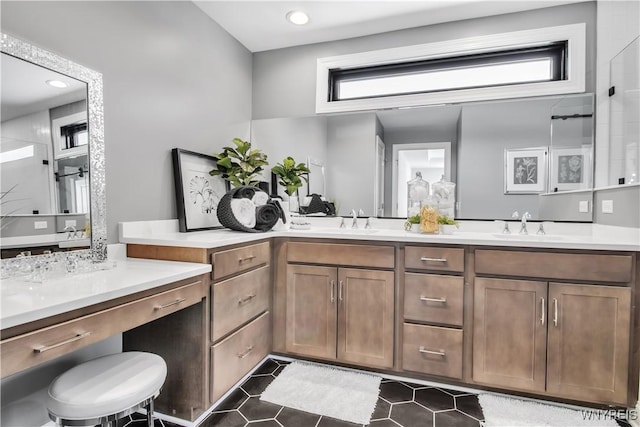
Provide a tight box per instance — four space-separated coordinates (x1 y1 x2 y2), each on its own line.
337 268 395 368
547 283 631 405
285 264 337 359
473 277 547 392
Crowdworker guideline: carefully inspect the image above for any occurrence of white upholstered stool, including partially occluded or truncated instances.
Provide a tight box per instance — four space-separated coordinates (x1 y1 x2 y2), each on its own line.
46 352 167 427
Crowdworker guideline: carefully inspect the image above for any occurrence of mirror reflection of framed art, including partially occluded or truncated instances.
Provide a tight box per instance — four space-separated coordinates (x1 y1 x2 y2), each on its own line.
550 147 591 192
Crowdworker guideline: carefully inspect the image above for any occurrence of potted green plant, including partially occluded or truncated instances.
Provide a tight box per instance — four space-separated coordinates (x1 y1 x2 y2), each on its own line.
209 138 268 188
437 214 459 234
404 214 421 232
271 156 310 196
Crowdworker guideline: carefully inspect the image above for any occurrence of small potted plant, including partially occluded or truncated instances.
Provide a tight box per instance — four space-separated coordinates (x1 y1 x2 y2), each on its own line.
209 138 268 188
271 156 310 211
404 214 421 232
437 214 459 234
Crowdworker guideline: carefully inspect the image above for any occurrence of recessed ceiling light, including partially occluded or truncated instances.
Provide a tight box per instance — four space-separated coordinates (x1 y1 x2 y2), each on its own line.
46 80 68 88
286 10 309 25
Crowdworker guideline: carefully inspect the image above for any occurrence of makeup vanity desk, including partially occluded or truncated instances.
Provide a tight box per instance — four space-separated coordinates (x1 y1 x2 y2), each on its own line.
0 254 211 419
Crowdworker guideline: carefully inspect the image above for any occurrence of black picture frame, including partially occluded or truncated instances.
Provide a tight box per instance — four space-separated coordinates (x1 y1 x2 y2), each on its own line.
172 148 228 232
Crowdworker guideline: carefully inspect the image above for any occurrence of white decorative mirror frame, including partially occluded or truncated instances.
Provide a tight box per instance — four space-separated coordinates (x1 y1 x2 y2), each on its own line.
1 32 107 263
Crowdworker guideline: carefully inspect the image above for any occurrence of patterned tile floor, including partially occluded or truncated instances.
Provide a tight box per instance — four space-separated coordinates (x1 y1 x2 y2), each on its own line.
125 358 632 427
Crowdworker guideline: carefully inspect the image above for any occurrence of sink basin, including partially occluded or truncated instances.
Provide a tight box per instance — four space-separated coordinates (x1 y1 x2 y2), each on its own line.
492 233 565 241
324 228 379 235
300 228 379 235
58 238 91 248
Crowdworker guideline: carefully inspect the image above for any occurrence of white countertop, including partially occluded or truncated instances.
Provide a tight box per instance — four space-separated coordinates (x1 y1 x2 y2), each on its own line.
119 219 640 252
0 233 90 250
0 247 211 329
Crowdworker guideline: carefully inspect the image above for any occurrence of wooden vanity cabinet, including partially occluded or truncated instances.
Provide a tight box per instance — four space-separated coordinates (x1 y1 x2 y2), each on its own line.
473 249 634 406
402 245 465 380
283 241 395 369
126 240 272 413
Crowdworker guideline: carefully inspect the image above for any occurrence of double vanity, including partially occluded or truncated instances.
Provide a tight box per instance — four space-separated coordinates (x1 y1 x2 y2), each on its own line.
114 219 639 419
1 218 638 423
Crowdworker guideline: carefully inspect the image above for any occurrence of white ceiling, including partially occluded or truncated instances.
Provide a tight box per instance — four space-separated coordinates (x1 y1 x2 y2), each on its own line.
1 54 86 122
194 0 589 52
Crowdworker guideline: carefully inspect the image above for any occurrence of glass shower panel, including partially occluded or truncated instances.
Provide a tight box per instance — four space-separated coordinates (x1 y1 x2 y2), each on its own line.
610 37 640 185
549 93 595 192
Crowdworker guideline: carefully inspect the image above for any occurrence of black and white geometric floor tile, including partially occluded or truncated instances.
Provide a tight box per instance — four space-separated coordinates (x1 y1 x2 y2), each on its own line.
195 358 483 427
132 358 631 427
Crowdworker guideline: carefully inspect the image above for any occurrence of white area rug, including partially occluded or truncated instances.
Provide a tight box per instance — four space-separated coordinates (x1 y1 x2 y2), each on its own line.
260 361 381 425
479 394 620 427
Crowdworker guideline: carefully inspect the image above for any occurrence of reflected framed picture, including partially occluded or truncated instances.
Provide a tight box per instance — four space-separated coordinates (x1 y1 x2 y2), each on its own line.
504 147 548 194
172 148 228 232
550 147 591 191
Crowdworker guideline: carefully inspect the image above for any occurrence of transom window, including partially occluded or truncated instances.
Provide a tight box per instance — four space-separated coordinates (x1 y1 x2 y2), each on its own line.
330 43 567 101
315 24 586 113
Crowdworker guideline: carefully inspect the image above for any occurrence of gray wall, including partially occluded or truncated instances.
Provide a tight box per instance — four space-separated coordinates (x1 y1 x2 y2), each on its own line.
538 191 593 222
252 2 597 120
250 116 328 198
594 185 640 228
327 113 378 216
2 1 253 243
457 98 559 220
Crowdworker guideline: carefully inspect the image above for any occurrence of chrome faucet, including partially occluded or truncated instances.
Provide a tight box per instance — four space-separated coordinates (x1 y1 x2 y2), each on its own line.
350 209 365 229
519 212 532 235
64 225 78 239
503 211 519 234
350 209 358 229
537 222 546 235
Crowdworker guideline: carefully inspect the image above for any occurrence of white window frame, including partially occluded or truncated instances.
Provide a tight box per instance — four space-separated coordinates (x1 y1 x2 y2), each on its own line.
316 23 586 114
52 112 89 159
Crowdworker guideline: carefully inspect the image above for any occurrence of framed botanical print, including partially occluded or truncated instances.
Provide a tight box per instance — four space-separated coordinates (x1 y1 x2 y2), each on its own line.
550 147 591 191
504 147 548 194
172 148 228 232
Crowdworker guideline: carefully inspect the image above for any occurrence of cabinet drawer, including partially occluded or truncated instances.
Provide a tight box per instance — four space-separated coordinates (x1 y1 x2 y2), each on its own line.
287 242 394 269
211 241 270 280
405 247 464 273
402 323 462 379
211 311 270 402
1 280 204 378
212 265 270 341
404 273 464 326
475 250 633 283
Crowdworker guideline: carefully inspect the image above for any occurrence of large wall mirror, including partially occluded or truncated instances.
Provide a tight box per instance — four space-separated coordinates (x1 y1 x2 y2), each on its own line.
0 33 106 261
252 92 595 222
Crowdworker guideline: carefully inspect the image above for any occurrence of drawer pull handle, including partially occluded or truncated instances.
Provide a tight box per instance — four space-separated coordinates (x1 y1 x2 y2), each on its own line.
238 294 256 305
155 298 186 311
553 298 558 327
238 255 256 264
238 345 254 359
418 346 446 357
420 257 447 263
339 280 344 303
540 297 545 325
34 332 91 353
420 296 447 303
